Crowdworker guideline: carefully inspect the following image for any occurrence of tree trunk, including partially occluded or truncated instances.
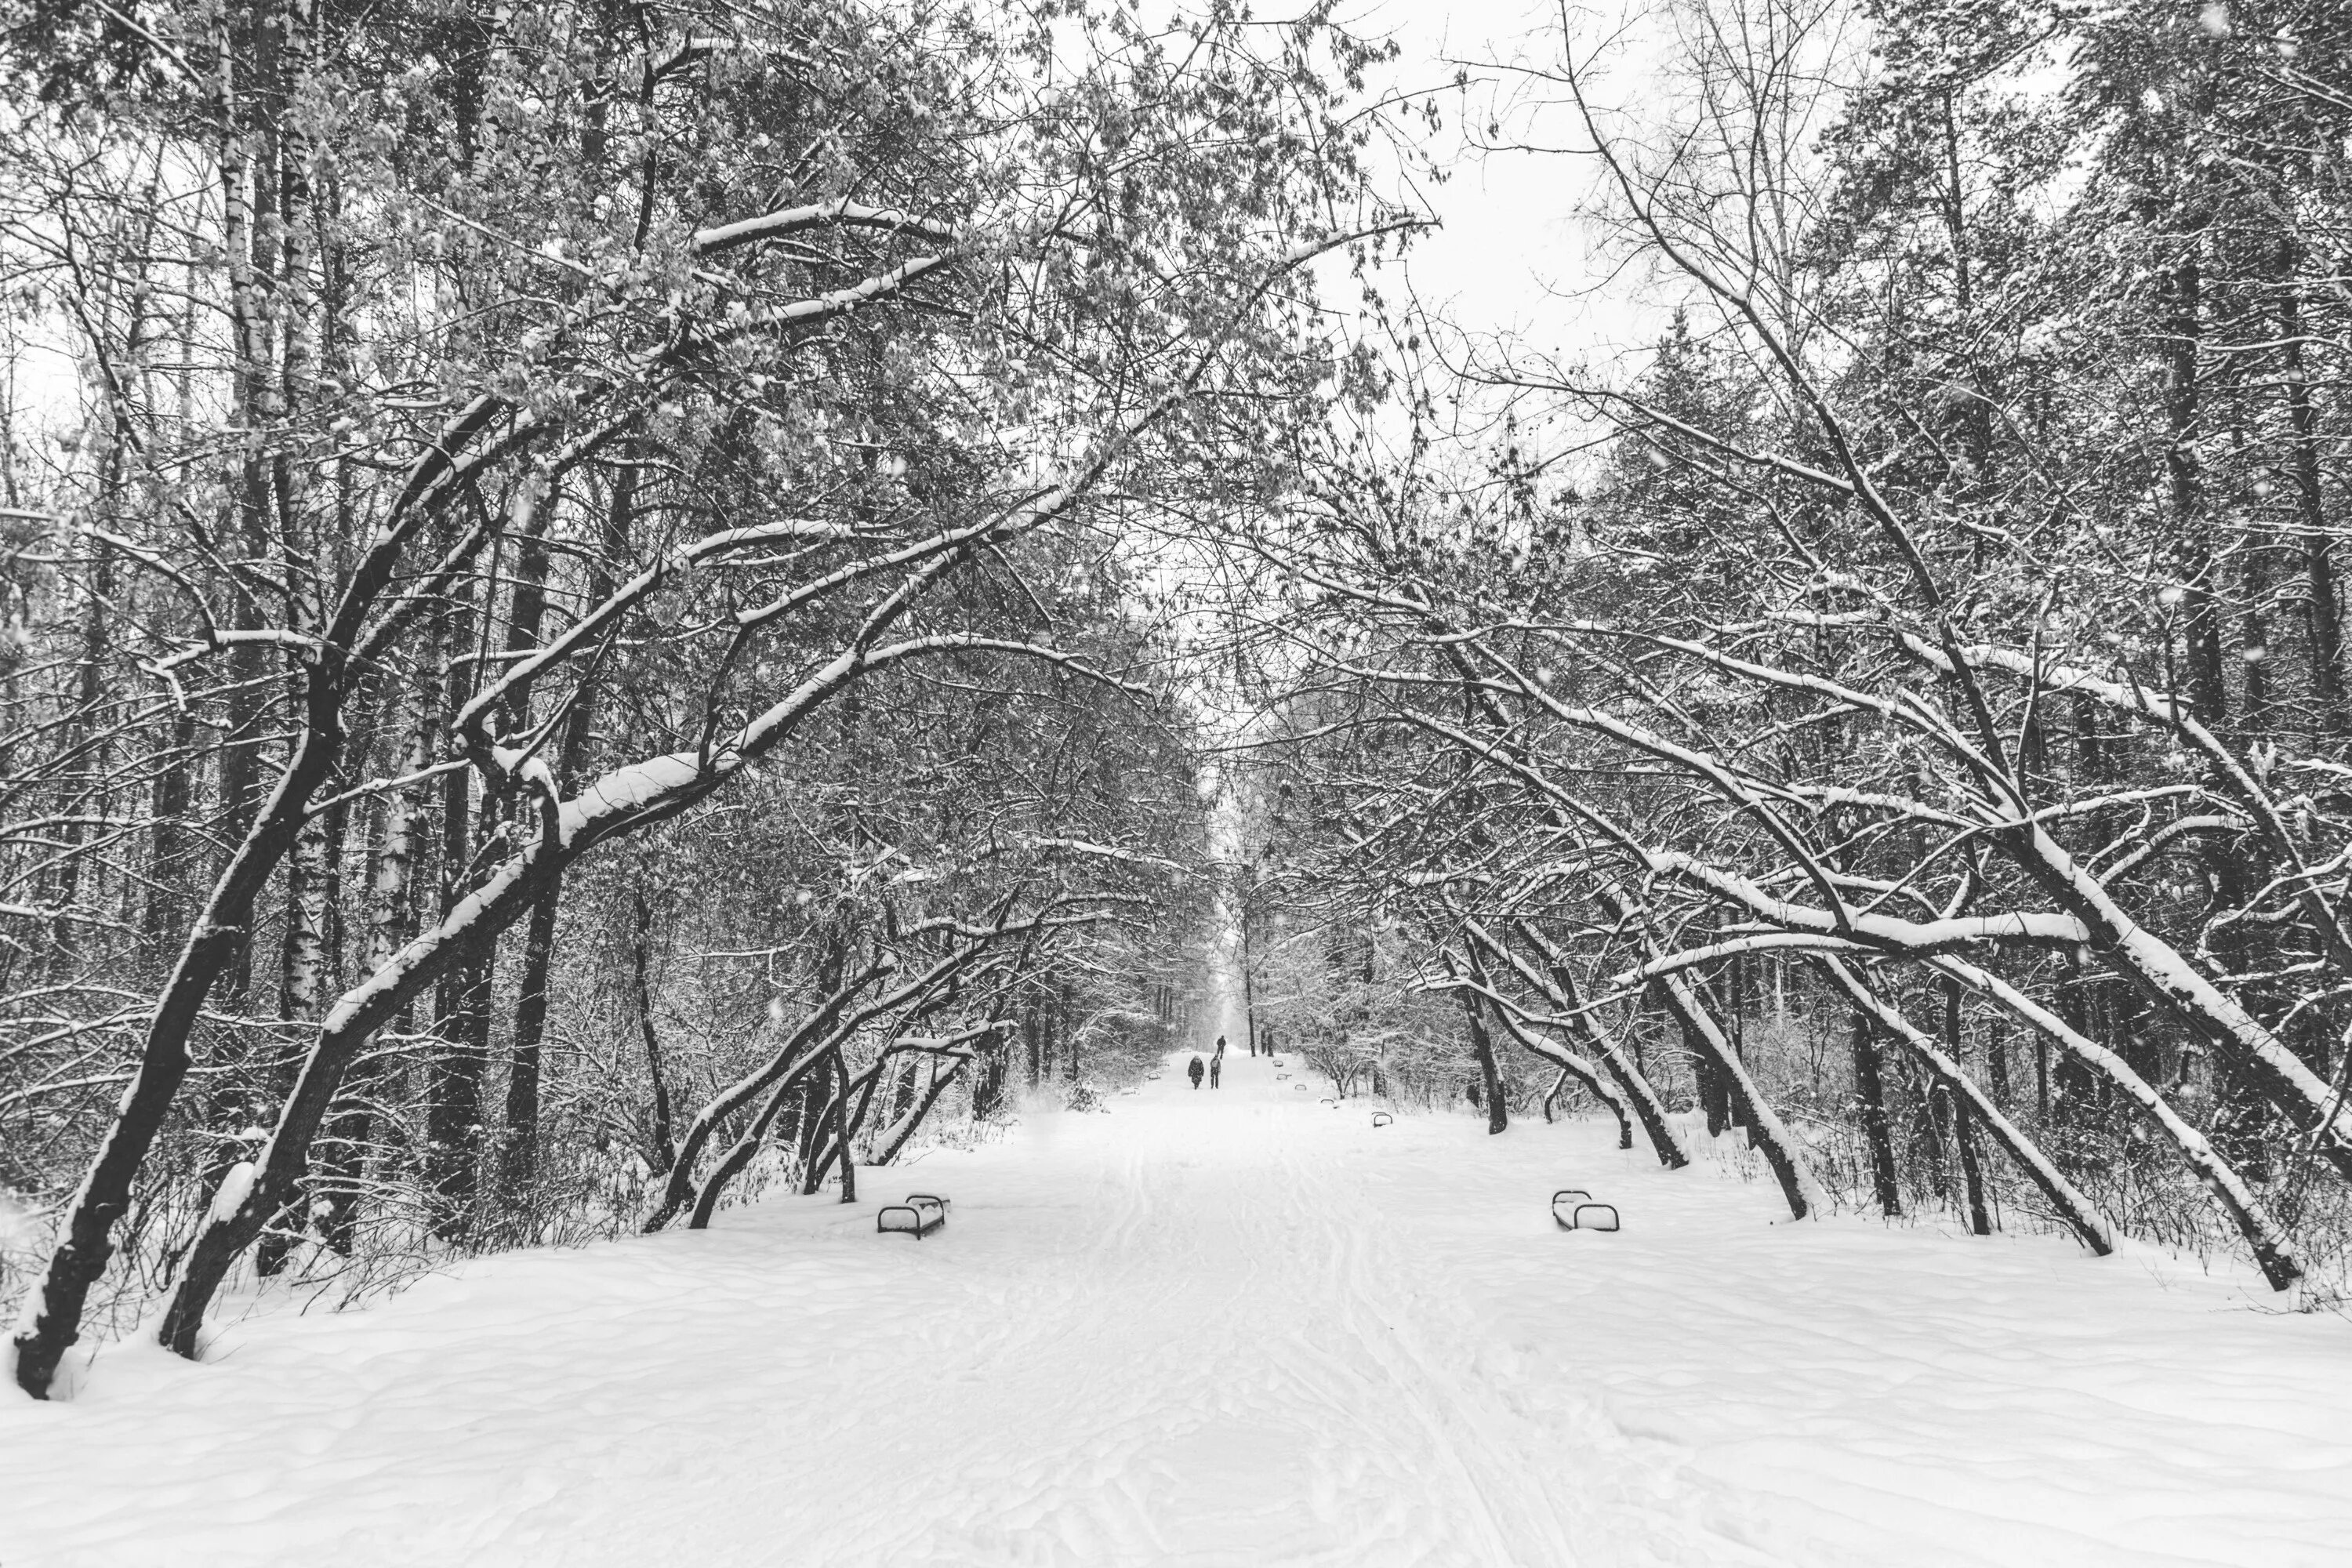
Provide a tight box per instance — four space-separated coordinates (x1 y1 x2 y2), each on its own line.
319 673 426 1255
1824 959 2110 1256
873 1058 965 1167
631 887 677 1174
647 960 883 1232
14 655 354 1396
1931 954 2293 1284
1603 889 1826 1220
255 808 335 1277
2278 273 2345 739
1943 976 1992 1236
1457 976 1508 1135
795 1047 836 1194
1496 917 1690 1167
2163 253 2227 728
828 1047 858 1203
1850 1011 1903 1218
492 466 578 1211
497 885 560 1214
425 583 488 1242
1490 1006 1630 1147
1649 961 1824 1220
684 1047 832 1229
1692 1033 1733 1137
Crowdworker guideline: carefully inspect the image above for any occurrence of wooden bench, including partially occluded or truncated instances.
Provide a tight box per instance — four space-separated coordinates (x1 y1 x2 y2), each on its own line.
878 1192 950 1239
1371 1111 1394 1128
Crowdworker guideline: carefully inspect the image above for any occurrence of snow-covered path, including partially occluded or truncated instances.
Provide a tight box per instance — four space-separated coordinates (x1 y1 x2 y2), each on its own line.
9 1050 2352 1567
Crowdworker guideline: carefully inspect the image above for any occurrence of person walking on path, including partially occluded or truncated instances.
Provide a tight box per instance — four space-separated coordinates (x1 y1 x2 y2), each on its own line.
1188 1055 1205 1090
1210 1053 1222 1088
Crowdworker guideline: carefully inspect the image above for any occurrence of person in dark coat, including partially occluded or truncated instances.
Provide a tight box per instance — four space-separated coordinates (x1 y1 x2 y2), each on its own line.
1188 1054 1205 1089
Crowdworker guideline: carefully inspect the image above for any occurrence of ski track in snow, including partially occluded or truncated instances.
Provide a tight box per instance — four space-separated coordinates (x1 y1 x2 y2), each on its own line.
8 1051 2352 1566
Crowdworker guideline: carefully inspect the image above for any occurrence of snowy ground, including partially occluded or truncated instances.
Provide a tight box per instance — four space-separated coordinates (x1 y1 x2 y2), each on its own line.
9 1051 2352 1568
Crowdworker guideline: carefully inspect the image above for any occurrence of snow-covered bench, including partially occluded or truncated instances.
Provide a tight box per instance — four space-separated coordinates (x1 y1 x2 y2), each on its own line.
1371 1111 1393 1128
1551 1189 1620 1232
878 1192 949 1239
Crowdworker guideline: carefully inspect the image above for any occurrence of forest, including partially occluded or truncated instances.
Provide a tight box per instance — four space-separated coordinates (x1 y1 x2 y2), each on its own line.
5 0 2352 1410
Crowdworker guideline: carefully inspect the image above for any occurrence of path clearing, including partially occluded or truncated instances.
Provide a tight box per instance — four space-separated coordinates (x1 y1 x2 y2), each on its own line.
8 1049 2352 1566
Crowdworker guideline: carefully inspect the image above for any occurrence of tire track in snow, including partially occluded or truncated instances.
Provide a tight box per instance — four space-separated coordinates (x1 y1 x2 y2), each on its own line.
14 1047 2352 1567
1016 1057 1585 1566
1264 1104 1551 1563
1276 1087 1794 1568
2 1051 1783 1568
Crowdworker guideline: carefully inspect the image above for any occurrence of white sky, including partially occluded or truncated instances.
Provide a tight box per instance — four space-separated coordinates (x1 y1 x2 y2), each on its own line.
1335 0 1679 375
